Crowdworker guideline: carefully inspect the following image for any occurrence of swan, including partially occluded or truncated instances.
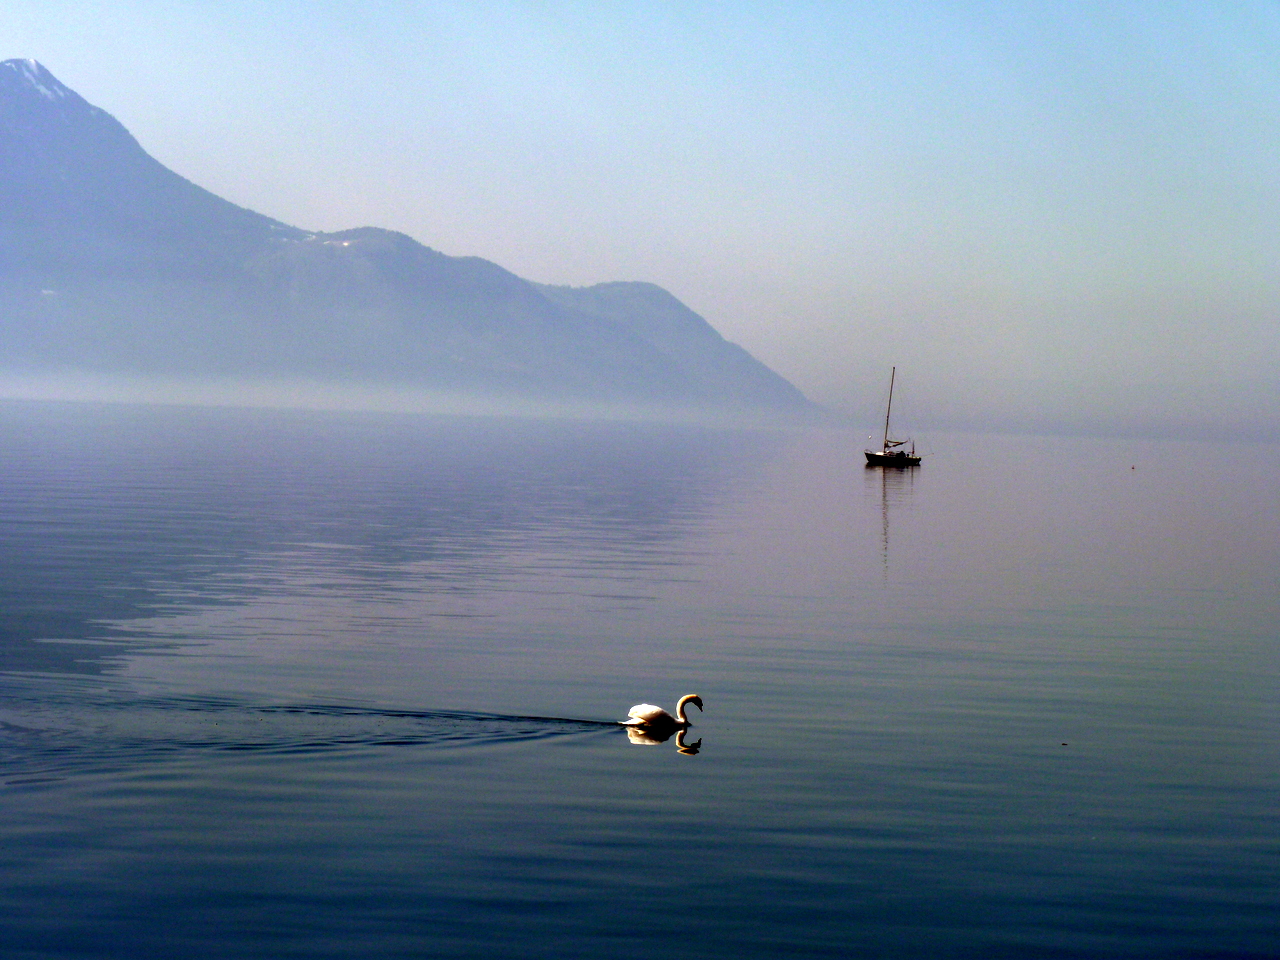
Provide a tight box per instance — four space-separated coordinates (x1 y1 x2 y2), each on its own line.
621 694 702 731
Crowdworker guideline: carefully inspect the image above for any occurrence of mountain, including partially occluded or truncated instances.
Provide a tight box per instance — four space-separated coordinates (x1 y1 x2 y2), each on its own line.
0 59 814 414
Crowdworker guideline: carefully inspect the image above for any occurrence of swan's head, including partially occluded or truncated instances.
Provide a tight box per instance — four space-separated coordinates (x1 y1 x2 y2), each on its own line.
678 693 703 716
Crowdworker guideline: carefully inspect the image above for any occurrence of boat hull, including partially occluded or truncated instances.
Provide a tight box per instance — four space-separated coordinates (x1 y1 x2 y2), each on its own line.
865 450 921 467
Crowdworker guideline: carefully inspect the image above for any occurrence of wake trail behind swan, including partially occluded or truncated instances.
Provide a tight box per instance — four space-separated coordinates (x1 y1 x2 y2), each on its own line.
1 690 625 784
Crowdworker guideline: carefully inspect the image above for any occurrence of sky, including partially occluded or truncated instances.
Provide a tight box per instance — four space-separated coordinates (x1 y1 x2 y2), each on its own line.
5 1 1280 436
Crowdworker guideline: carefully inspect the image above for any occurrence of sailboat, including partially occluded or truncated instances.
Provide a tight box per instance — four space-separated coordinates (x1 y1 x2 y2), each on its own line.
864 366 921 467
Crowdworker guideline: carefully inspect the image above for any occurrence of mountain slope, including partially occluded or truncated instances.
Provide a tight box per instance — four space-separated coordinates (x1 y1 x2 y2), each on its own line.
537 281 810 408
0 59 302 277
0 59 814 413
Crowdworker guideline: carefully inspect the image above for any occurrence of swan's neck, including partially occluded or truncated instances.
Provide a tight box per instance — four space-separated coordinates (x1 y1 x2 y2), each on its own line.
674 695 697 725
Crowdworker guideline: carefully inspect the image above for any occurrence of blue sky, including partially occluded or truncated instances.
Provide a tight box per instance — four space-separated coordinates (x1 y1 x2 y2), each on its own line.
6 2 1279 434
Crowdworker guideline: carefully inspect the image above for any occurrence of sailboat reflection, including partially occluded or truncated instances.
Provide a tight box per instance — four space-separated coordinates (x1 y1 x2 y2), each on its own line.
865 461 916 573
624 726 702 754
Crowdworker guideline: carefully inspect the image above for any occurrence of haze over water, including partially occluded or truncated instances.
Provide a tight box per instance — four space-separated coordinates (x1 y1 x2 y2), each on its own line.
1 400 1276 958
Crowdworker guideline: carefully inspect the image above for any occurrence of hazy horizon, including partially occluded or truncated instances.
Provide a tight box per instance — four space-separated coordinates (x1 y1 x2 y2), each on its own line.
4 2 1279 437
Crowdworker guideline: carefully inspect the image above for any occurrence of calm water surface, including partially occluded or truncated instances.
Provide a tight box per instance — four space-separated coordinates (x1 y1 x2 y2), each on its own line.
0 401 1276 959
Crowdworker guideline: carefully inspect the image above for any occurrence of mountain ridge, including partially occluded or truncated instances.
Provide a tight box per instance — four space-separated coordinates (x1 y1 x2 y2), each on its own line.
0 59 815 415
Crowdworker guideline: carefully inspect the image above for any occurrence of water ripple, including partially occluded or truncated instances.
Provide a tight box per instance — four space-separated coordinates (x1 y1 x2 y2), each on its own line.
1 690 621 784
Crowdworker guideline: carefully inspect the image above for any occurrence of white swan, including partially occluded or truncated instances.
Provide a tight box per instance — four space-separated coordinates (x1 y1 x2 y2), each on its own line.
621 694 703 731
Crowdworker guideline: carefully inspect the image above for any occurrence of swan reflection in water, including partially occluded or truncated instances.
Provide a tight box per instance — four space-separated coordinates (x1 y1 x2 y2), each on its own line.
624 726 702 754
620 694 703 753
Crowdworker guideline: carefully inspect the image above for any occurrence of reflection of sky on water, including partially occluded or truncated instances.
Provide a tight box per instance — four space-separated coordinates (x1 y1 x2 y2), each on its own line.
1 404 1278 958
0 401 785 682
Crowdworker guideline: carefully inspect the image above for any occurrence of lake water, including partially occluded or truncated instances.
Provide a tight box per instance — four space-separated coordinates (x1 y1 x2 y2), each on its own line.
1 400 1276 959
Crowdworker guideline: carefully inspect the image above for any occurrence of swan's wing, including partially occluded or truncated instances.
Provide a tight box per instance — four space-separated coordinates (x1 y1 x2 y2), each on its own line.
625 703 671 724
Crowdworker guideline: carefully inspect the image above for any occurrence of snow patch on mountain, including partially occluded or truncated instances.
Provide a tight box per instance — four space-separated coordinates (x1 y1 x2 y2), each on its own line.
2 59 69 101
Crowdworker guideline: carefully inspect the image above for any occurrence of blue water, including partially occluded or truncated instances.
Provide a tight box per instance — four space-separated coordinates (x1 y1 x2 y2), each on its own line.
1 401 1276 958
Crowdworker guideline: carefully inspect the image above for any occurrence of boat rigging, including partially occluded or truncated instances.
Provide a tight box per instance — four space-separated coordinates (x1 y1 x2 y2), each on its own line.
865 366 921 467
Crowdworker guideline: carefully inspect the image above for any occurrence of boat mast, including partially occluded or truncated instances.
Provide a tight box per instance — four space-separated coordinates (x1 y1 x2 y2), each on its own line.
882 366 896 454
